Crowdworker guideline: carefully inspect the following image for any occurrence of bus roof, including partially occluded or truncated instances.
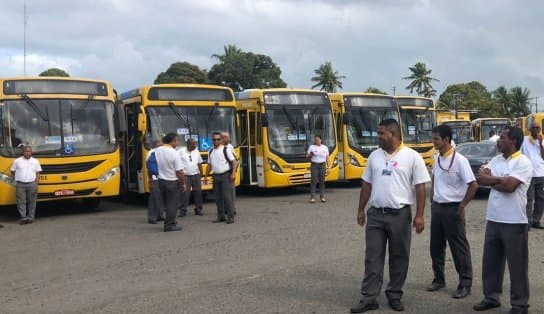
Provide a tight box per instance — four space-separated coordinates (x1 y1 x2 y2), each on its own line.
0 76 114 98
235 88 327 100
119 84 234 101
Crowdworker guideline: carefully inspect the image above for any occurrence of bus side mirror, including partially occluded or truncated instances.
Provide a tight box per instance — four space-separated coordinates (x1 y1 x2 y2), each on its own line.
260 114 268 127
115 101 127 133
138 113 146 133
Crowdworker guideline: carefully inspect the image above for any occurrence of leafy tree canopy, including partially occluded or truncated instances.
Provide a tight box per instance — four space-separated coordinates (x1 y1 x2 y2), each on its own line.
208 44 286 91
310 61 345 93
364 86 387 95
154 61 208 84
39 68 69 77
438 81 498 118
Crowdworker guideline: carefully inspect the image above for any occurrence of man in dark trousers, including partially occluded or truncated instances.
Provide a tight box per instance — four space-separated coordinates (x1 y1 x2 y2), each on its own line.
154 133 186 232
10 146 42 224
204 132 237 224
350 119 430 313
474 126 531 314
427 124 478 299
520 121 544 229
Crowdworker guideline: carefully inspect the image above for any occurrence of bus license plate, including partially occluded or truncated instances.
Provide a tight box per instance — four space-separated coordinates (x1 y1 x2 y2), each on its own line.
54 189 75 196
304 173 311 179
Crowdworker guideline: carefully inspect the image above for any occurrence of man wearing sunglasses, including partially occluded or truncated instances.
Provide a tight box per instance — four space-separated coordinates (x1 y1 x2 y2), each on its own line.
204 132 238 224
521 122 544 230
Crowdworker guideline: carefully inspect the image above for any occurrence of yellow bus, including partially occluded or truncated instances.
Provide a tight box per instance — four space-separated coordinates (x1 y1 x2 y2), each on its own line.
118 84 240 194
440 120 473 144
235 89 338 188
471 118 510 141
435 110 471 123
395 96 436 167
330 93 400 180
0 77 122 207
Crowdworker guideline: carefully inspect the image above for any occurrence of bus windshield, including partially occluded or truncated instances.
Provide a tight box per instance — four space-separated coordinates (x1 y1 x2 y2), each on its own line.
146 106 237 150
400 108 434 143
266 105 335 155
345 107 399 150
482 121 508 140
0 99 115 157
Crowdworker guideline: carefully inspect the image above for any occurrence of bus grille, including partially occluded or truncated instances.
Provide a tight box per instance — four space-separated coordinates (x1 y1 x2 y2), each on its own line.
40 161 104 174
289 173 311 185
38 188 97 199
412 147 433 154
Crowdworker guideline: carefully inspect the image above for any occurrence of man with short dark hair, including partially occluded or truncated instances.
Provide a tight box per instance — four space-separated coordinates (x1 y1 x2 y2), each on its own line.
154 133 186 232
204 132 237 224
521 121 544 229
179 138 204 216
428 124 477 299
11 146 42 224
474 126 531 314
146 139 164 224
351 119 430 313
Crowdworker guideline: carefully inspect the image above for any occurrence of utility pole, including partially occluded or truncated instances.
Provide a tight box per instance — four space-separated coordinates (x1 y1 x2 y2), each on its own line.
452 93 461 119
392 86 396 96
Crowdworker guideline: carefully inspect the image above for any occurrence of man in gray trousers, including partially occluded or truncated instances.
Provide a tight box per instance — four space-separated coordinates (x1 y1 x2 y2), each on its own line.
11 146 42 224
521 121 544 229
351 119 430 313
475 126 531 314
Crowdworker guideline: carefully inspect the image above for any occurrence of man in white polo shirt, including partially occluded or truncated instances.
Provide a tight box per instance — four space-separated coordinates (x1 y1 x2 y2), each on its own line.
350 119 430 313
204 132 237 224
154 133 186 232
474 126 531 314
521 121 544 229
11 146 42 224
178 138 204 217
427 124 478 299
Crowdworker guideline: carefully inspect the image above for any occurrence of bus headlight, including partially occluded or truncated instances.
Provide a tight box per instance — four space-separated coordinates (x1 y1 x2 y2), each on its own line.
267 158 282 173
0 173 15 186
333 156 338 167
348 154 361 167
98 167 120 182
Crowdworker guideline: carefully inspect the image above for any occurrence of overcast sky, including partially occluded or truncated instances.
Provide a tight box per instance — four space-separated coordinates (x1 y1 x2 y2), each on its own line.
1 0 543 105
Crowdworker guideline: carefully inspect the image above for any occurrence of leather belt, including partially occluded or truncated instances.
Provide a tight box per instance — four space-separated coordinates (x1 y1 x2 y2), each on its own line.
371 205 409 214
433 201 461 207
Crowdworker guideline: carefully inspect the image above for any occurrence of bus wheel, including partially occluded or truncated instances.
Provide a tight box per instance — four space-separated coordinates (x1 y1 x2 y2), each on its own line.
82 198 101 209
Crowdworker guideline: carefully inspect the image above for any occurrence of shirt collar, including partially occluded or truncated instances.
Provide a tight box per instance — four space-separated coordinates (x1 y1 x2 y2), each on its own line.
440 147 454 157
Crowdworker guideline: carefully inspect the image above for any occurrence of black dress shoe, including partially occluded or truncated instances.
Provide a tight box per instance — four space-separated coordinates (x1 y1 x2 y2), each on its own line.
350 300 379 313
508 307 528 314
194 209 204 216
164 225 182 232
388 299 404 311
178 212 186 218
226 216 235 224
157 216 165 222
532 222 544 229
212 218 226 223
473 299 500 311
453 286 471 299
427 282 445 291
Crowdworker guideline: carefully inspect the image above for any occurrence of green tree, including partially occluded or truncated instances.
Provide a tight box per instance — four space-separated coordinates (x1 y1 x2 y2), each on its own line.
364 86 387 94
402 62 439 97
39 68 69 77
310 61 345 93
438 81 499 118
492 86 511 116
509 86 530 117
208 44 287 91
154 62 208 84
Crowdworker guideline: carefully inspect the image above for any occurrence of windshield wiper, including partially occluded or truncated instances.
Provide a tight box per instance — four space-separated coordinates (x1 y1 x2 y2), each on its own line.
281 106 298 131
168 102 191 133
21 94 48 121
204 103 219 136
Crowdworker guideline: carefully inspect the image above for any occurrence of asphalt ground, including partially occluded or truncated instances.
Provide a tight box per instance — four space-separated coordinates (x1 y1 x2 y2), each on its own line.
1 183 543 314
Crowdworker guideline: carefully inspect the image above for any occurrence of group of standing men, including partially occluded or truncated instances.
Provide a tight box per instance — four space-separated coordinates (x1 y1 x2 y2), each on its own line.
146 131 238 232
350 119 536 314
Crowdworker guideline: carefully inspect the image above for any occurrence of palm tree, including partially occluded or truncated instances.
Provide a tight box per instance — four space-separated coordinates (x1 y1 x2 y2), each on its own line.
212 44 242 62
510 87 530 117
311 62 345 93
403 62 439 97
492 86 511 116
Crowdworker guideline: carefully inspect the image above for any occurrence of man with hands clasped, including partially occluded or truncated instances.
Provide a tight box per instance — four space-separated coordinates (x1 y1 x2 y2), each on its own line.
350 119 430 313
